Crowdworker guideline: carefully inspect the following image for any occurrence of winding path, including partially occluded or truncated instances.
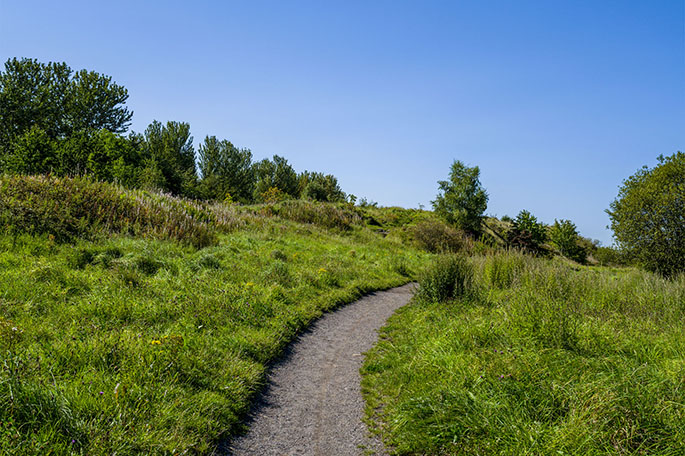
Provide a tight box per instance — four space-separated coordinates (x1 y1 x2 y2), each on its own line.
223 284 415 456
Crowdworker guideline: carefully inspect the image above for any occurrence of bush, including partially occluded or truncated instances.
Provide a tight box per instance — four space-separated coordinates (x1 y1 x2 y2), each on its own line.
411 220 469 253
607 152 685 276
508 210 546 253
549 219 586 263
417 255 473 303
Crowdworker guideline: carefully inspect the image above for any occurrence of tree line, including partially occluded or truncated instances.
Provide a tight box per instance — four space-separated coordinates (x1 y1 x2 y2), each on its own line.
433 156 684 276
0 58 346 204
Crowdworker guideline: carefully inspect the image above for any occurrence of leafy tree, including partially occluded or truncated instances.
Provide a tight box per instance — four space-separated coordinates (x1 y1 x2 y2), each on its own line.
0 58 132 150
607 152 685 276
549 219 586 263
140 121 197 196
2 125 56 174
54 130 142 186
297 171 346 202
508 210 547 253
198 136 255 203
253 155 298 201
432 160 488 234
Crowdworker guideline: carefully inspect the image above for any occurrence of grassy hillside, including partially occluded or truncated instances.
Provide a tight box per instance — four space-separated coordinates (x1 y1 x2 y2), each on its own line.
362 252 685 455
0 175 432 455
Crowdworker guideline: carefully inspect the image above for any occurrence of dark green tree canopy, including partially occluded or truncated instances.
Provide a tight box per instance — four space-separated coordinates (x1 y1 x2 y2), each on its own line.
432 160 488 234
140 121 197 195
607 152 685 276
198 136 255 203
297 171 346 202
0 58 132 147
253 155 298 201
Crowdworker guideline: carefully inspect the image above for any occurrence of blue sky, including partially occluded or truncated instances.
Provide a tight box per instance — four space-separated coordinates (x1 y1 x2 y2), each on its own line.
1 0 683 244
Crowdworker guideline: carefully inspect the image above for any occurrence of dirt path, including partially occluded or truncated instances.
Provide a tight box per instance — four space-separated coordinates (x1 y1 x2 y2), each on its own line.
223 284 415 456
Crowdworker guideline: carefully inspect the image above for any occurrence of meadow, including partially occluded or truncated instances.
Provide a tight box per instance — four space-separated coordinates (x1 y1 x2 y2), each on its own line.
0 176 431 455
362 252 685 455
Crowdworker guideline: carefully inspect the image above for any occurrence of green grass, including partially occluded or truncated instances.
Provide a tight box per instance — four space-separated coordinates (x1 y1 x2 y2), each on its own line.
362 251 685 455
0 176 431 455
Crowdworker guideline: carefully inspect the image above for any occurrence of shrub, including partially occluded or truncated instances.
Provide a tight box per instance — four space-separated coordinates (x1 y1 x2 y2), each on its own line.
549 219 586 263
411 220 469 253
508 210 547 253
607 152 685 276
417 255 473 304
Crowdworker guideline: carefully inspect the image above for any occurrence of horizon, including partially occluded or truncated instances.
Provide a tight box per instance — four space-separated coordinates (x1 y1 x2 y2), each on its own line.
1 0 683 245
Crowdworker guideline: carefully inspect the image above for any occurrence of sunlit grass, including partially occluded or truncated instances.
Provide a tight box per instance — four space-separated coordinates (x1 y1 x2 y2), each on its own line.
0 214 429 454
362 251 685 455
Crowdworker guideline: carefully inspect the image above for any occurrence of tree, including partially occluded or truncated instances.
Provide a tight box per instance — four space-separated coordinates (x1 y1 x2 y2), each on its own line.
432 160 488 234
197 136 255 203
508 209 547 253
297 171 346 202
253 155 298 201
140 120 197 196
607 152 685 276
0 58 132 149
549 219 586 263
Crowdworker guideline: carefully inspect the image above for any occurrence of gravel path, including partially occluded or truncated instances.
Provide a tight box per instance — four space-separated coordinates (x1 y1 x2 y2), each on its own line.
223 284 415 456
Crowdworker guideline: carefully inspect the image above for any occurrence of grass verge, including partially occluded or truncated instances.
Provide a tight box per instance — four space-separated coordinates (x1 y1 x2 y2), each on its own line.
362 251 685 455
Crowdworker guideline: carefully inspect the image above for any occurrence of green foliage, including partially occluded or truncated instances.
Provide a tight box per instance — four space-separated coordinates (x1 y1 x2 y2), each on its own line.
263 199 361 230
549 219 586 263
0 57 131 158
140 120 198 196
410 219 469 253
0 57 352 204
297 171 346 202
253 155 298 201
593 245 628 267
363 253 685 455
508 210 547 253
0 175 227 247
2 125 56 174
482 250 526 289
416 255 473 304
607 152 685 277
197 136 255 203
432 160 488 234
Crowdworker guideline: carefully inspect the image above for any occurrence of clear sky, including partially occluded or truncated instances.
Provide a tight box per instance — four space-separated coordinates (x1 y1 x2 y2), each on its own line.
1 0 683 244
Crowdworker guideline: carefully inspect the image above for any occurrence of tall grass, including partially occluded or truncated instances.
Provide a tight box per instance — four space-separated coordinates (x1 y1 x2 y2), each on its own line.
362 251 685 455
0 175 248 247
